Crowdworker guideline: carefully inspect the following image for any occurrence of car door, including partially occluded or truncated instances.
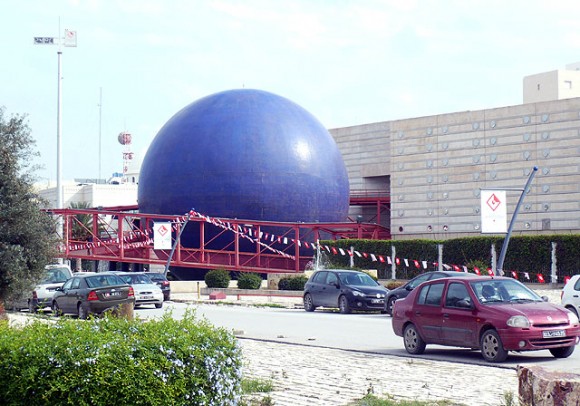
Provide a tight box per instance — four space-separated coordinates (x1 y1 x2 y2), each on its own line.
413 281 445 342
321 272 341 307
440 281 479 346
307 271 327 307
58 277 77 313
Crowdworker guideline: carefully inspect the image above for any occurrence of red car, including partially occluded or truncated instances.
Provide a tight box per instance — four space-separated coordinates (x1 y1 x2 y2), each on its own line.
392 276 580 362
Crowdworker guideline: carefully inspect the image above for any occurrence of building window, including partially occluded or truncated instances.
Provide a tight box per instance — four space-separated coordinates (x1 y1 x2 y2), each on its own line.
564 80 572 89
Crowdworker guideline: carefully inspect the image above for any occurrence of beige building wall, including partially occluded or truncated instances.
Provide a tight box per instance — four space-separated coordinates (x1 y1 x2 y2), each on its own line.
523 69 580 104
331 98 580 240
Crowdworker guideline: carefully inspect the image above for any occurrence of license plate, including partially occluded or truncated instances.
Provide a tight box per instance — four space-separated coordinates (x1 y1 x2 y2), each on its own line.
105 292 121 298
142 295 153 300
543 330 565 338
371 299 384 304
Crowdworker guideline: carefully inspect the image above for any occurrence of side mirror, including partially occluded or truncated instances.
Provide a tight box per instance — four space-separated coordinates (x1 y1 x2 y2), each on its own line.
541 296 549 302
55 287 63 292
333 282 340 289
405 285 413 291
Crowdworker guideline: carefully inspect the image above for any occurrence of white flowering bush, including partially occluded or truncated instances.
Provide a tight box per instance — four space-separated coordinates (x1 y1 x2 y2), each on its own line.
0 310 242 405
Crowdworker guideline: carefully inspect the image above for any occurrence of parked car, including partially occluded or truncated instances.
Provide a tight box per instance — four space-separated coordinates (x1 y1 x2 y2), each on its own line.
146 272 171 301
116 272 164 308
303 269 389 314
385 271 478 316
52 272 135 319
562 275 580 318
10 264 73 312
392 276 580 362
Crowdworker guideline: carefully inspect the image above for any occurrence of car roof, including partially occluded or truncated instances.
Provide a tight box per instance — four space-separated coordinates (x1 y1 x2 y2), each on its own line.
74 272 119 278
435 275 512 282
314 269 363 273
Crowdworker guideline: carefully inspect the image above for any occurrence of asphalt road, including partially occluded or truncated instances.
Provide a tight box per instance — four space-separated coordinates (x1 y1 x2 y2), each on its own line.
137 301 580 374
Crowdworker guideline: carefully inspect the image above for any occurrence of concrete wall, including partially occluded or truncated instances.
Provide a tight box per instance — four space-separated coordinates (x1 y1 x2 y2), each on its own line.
331 97 580 240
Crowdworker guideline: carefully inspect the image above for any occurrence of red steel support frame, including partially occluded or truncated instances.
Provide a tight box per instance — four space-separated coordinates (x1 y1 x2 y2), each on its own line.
50 206 391 274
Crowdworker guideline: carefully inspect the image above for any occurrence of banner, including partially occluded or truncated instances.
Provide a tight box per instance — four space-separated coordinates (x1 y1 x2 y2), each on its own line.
153 222 172 250
481 190 507 233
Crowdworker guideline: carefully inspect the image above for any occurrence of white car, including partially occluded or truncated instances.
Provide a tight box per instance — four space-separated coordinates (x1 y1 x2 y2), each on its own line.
12 265 73 312
562 275 580 318
116 272 164 309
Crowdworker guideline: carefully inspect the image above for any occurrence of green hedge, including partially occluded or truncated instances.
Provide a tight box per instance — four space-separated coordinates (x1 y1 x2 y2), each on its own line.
278 275 308 291
205 269 231 288
236 273 263 290
0 311 242 405
323 234 580 283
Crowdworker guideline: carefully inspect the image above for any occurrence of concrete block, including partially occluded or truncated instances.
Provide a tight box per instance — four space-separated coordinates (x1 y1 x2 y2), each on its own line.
518 365 580 405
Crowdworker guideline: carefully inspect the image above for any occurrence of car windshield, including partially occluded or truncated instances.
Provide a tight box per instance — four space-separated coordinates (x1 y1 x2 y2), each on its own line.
338 272 378 287
86 275 125 288
40 268 70 284
471 279 543 304
121 274 153 285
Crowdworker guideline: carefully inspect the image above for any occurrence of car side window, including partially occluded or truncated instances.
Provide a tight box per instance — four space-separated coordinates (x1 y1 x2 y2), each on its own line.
424 283 445 306
408 274 430 289
445 282 469 308
62 278 74 290
574 278 580 291
326 272 338 286
311 272 326 284
71 278 81 289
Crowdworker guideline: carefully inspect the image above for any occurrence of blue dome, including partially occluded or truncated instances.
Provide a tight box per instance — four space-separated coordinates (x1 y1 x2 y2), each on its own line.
138 89 349 223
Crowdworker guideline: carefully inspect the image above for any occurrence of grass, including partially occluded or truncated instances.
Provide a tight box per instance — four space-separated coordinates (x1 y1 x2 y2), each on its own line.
241 377 275 406
351 394 462 406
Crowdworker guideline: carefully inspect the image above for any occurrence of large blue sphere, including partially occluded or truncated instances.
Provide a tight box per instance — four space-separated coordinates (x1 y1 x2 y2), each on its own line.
138 89 349 223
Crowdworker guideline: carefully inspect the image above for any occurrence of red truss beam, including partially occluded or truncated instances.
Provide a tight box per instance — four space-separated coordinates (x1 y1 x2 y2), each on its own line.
48 207 391 273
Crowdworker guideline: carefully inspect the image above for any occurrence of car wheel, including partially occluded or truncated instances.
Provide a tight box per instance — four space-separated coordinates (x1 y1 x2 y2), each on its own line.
339 295 351 314
549 345 575 358
403 324 426 354
155 302 163 309
566 306 579 319
303 293 316 312
480 329 508 362
386 296 397 316
51 301 62 316
78 303 89 320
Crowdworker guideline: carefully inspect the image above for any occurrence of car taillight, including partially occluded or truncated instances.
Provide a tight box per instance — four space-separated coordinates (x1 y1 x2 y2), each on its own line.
162 281 169 287
87 291 98 301
128 286 134 297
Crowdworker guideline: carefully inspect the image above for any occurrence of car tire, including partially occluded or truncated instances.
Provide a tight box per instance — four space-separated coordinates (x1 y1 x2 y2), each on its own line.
386 296 397 316
566 305 579 319
303 293 316 312
549 345 575 358
338 295 351 314
403 324 426 354
480 329 508 362
78 303 89 320
155 302 163 309
51 301 62 316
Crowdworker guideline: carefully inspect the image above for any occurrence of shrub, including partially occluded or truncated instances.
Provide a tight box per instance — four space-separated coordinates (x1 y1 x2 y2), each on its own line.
205 269 231 288
0 311 242 405
384 280 405 290
237 273 263 290
278 275 308 291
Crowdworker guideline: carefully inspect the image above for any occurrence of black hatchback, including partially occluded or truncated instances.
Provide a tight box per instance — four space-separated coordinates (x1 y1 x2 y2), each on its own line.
146 272 171 301
303 269 389 314
384 270 478 315
52 272 135 319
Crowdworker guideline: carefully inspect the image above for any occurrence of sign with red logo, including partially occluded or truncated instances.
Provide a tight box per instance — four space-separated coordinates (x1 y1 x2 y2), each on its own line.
154 222 172 249
481 190 507 233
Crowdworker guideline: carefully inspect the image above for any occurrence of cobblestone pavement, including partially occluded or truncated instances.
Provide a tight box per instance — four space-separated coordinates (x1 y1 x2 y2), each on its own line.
239 338 518 406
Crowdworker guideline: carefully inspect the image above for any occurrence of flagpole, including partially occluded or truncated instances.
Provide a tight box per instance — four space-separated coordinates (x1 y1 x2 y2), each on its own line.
496 166 538 275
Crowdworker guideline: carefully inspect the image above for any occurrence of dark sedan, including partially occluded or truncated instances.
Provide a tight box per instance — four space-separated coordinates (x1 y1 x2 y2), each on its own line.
392 276 580 362
146 272 171 301
385 271 478 315
303 269 389 314
52 272 135 319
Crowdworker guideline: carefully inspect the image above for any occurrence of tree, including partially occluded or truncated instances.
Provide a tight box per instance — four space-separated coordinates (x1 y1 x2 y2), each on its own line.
0 107 59 306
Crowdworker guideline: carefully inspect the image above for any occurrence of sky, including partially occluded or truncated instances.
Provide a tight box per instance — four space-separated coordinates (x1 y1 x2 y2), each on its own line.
2 0 580 183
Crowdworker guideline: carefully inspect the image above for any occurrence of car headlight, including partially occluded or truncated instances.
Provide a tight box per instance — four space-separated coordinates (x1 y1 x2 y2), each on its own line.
352 290 364 297
568 311 580 325
507 315 531 328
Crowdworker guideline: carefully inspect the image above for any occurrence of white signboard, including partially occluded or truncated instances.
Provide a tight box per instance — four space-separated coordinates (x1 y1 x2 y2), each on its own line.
153 222 172 250
481 190 507 233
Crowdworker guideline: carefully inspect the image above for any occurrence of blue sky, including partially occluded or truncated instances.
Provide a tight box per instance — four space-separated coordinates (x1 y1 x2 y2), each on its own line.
2 0 580 182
